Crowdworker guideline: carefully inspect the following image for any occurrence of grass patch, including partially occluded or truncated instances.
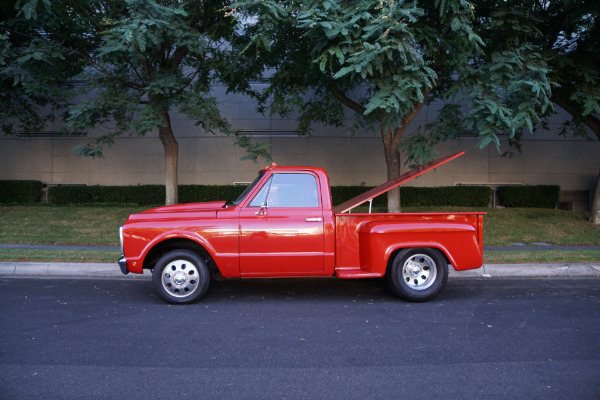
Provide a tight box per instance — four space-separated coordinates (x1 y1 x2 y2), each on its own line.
480 208 600 246
1 205 599 264
0 249 119 263
401 206 600 246
0 205 146 245
484 250 600 264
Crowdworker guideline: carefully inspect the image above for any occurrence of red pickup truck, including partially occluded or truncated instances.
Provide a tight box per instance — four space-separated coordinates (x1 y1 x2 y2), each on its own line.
118 151 485 304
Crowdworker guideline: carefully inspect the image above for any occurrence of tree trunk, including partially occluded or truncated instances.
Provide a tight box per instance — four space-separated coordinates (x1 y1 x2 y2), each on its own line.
327 85 432 213
592 169 600 224
159 112 179 205
382 126 404 213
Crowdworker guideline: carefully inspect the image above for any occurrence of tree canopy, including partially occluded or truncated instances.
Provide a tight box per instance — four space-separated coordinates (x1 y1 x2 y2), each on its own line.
1 0 264 205
3 0 596 216
232 0 554 212
471 0 599 222
0 0 87 135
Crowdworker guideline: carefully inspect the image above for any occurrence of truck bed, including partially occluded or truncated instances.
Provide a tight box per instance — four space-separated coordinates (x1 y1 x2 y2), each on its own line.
334 212 485 278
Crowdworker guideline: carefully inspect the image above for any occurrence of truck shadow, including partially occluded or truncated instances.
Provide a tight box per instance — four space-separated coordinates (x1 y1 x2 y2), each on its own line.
112 277 487 304
198 278 486 304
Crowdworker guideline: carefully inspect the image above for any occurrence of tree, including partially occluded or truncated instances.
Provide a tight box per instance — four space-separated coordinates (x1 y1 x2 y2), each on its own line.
0 0 87 136
1 0 262 205
470 0 600 223
233 0 553 212
525 0 599 223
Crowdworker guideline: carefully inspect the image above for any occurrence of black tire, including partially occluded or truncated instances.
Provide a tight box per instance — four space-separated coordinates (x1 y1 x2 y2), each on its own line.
386 248 448 302
152 250 210 304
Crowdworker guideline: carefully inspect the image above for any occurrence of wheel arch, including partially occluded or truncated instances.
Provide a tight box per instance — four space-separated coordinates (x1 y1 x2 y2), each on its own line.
385 245 451 276
143 237 221 277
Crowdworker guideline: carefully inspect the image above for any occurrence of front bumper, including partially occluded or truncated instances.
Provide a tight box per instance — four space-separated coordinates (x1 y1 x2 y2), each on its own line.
118 257 129 275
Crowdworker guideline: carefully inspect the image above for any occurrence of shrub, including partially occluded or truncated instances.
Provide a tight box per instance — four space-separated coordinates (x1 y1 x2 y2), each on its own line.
331 185 491 207
47 183 493 208
49 185 164 205
331 186 387 208
401 186 492 207
0 180 43 204
179 185 246 204
497 185 560 209
48 184 247 205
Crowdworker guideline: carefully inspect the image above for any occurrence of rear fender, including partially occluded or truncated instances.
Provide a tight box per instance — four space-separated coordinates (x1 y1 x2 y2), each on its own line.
357 220 482 274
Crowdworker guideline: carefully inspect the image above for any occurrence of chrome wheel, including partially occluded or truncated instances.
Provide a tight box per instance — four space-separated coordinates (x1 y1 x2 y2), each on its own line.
160 259 200 298
401 253 437 290
152 250 210 304
387 248 448 302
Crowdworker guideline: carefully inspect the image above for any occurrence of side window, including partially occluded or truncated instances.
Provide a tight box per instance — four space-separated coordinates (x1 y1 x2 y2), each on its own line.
248 173 319 208
248 176 272 207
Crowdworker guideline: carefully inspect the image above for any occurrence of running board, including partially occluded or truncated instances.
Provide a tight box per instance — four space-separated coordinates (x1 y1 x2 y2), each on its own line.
335 267 384 279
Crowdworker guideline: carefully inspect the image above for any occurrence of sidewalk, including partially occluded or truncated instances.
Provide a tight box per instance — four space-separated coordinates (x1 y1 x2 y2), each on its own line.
0 261 599 279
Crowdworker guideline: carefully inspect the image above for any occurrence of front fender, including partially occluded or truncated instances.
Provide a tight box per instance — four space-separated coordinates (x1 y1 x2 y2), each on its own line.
123 230 218 274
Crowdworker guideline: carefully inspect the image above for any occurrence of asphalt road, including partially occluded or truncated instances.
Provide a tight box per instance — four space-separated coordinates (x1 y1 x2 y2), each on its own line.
1 277 599 399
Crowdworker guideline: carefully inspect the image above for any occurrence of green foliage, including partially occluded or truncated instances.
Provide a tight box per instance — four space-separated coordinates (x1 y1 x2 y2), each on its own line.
0 0 83 136
401 186 492 207
179 185 246 204
47 183 490 207
0 180 42 204
61 0 239 150
471 0 600 143
497 185 560 209
49 185 163 205
234 135 273 162
400 104 465 167
232 0 555 202
48 184 247 205
332 185 491 208
331 186 388 209
2 0 271 205
235 0 485 132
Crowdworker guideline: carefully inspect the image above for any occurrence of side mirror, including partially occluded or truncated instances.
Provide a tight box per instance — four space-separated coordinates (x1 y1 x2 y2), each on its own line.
255 202 268 216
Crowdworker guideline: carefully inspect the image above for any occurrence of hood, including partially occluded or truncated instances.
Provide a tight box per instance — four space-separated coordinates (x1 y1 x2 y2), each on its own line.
141 201 228 214
333 151 465 214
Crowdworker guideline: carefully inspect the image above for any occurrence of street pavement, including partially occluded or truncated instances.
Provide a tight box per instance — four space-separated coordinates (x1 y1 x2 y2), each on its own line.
1 277 599 399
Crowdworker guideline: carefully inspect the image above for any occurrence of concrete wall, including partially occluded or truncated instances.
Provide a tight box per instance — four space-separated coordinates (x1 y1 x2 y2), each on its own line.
1 87 598 210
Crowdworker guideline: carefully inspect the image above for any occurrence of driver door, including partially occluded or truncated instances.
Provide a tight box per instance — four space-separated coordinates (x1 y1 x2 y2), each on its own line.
239 172 325 276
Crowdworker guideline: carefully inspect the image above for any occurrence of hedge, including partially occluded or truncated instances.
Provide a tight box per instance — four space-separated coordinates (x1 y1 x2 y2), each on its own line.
48 183 493 207
48 184 247 205
1 181 562 209
0 180 43 204
401 186 492 207
330 186 387 208
332 185 491 208
497 185 560 209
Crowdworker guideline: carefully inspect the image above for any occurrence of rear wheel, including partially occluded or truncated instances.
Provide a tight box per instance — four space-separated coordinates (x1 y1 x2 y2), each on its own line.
152 250 210 304
386 248 448 302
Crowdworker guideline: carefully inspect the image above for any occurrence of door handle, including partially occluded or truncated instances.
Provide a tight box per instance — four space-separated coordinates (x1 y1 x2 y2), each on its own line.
305 218 322 222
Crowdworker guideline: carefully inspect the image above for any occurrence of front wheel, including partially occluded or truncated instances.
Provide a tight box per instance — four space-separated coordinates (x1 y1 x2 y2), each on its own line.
152 250 210 304
386 248 448 302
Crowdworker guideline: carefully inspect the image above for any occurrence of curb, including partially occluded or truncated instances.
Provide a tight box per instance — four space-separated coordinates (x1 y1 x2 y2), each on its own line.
450 263 600 278
0 262 151 279
1 262 600 279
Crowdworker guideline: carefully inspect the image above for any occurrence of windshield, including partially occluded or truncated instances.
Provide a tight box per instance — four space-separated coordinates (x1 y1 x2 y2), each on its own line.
230 171 266 206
